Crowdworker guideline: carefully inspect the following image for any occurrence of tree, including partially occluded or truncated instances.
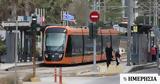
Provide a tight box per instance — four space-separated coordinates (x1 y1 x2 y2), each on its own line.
68 0 90 26
105 0 122 23
32 0 72 24
0 35 6 55
0 0 34 21
0 0 72 23
136 0 160 25
0 0 10 21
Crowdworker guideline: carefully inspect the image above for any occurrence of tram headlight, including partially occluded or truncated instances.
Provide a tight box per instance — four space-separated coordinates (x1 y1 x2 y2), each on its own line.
59 54 63 58
45 54 48 58
52 55 55 58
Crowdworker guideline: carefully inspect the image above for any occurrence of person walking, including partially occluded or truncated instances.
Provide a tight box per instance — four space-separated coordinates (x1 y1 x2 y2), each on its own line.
115 49 121 66
151 45 157 62
105 43 113 67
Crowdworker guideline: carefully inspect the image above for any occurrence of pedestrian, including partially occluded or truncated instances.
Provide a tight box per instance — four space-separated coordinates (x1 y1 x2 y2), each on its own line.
150 45 157 62
105 43 113 68
115 49 121 66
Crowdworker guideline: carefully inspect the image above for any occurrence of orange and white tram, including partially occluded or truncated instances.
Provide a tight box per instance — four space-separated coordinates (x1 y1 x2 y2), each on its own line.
44 26 119 64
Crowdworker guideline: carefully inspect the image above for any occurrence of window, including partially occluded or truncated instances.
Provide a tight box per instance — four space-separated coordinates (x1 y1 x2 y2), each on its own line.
46 33 65 47
112 35 120 49
84 35 93 55
45 28 66 52
96 35 102 54
66 35 83 56
45 33 66 51
102 35 111 52
66 36 72 56
71 35 83 56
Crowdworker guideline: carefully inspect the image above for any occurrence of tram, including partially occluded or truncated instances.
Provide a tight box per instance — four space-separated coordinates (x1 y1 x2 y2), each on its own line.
44 26 119 64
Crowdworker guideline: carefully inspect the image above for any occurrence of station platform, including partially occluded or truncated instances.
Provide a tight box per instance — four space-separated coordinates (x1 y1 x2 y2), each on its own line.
22 61 134 84
76 61 133 77
0 58 158 84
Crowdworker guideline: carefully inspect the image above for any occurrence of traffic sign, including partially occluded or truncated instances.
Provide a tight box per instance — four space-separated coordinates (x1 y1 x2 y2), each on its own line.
133 25 138 32
89 11 100 22
1 21 30 27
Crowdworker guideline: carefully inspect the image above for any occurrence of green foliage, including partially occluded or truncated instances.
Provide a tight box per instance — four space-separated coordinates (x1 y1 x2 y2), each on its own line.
33 0 72 24
0 36 6 55
97 21 106 28
68 0 90 26
0 0 122 24
0 0 72 23
105 0 122 23
0 0 10 21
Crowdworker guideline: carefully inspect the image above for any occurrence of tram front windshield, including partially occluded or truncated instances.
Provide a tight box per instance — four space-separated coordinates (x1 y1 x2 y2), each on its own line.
45 28 66 52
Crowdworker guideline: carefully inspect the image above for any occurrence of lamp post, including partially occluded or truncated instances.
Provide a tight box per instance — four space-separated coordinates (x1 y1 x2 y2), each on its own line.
31 14 37 78
127 0 133 66
14 20 18 84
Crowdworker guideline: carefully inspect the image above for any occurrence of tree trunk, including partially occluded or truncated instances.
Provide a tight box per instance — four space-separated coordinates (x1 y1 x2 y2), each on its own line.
25 0 30 16
10 0 17 21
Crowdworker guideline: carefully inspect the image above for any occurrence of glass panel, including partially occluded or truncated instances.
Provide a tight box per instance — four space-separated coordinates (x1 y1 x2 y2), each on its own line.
71 35 83 56
84 35 93 55
45 32 66 52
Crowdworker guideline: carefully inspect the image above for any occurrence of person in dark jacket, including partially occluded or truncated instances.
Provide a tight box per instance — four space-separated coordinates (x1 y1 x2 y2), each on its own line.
105 43 113 67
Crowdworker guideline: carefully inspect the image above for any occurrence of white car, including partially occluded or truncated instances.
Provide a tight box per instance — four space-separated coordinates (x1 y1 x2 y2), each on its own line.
113 24 127 33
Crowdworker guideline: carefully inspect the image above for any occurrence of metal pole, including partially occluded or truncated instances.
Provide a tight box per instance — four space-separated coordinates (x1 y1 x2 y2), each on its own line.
157 42 160 69
127 0 133 66
103 0 106 23
93 0 97 71
148 0 152 60
149 0 152 25
59 67 62 84
66 11 69 26
54 67 57 83
15 20 18 84
143 14 146 25
153 0 159 69
93 37 97 70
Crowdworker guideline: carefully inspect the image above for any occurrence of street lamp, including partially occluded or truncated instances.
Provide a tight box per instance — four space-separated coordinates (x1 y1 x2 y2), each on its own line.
31 14 40 78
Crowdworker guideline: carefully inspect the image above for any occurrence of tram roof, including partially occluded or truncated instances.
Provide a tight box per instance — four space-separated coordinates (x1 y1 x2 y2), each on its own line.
46 26 120 35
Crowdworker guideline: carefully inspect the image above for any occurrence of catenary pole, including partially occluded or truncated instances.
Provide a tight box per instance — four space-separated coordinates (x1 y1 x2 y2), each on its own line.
127 0 133 66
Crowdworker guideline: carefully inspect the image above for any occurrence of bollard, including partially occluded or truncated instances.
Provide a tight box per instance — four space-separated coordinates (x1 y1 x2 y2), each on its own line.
54 67 57 83
59 67 62 84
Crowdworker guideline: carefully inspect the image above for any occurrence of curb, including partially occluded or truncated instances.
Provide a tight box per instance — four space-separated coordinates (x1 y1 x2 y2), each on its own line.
3 62 42 71
76 72 120 77
128 62 157 72
75 64 123 77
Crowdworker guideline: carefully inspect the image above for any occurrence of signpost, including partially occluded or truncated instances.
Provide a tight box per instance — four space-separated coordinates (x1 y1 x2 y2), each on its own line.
1 21 30 27
15 20 18 84
89 10 100 71
89 11 100 22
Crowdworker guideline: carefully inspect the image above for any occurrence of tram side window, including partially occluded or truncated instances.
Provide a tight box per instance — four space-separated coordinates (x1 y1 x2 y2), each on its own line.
66 35 72 56
71 35 83 56
100 35 104 54
112 35 120 49
96 35 101 54
84 35 93 55
102 35 110 52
